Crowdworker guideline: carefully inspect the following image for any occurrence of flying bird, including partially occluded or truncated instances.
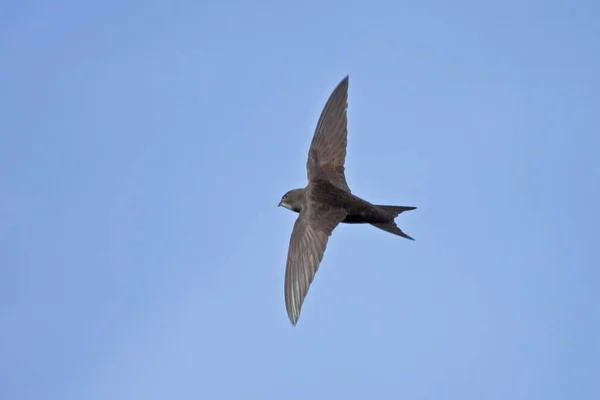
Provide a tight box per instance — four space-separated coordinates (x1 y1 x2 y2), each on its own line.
278 75 416 325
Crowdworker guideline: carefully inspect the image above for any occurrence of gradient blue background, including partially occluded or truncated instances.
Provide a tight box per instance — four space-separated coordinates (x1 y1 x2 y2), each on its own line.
1 1 599 399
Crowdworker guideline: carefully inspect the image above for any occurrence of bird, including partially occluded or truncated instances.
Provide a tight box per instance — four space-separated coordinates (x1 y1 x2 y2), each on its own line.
278 75 416 325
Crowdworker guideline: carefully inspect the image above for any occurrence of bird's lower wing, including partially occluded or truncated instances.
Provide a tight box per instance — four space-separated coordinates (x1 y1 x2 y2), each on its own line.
284 206 347 325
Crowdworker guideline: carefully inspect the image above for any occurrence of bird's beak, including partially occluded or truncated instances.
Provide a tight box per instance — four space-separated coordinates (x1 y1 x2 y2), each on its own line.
278 200 282 207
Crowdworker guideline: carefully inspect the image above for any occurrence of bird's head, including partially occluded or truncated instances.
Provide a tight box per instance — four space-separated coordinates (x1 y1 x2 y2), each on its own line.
278 188 305 213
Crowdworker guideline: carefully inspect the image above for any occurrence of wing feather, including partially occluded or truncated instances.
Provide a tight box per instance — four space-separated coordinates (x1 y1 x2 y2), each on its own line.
307 76 351 192
284 207 346 325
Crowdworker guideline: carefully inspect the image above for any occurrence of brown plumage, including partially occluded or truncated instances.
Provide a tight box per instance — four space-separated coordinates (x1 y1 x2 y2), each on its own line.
278 75 416 325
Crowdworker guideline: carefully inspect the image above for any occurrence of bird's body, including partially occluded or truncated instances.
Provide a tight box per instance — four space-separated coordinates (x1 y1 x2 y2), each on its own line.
283 180 412 226
279 75 416 325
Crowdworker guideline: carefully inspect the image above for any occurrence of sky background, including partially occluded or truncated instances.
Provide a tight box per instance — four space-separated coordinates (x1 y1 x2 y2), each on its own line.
1 1 599 399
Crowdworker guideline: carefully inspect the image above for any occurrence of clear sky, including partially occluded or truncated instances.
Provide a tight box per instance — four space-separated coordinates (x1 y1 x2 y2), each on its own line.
1 1 599 399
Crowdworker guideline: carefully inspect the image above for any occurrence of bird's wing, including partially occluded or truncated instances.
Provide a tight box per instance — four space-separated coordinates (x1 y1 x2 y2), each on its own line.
284 206 347 325
306 76 351 193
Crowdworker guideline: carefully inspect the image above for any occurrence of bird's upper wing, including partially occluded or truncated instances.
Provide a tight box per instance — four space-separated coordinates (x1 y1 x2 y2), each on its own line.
284 205 347 325
306 76 351 193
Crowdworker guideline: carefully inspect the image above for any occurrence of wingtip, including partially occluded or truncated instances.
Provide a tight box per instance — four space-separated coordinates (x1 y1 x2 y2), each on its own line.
286 302 300 326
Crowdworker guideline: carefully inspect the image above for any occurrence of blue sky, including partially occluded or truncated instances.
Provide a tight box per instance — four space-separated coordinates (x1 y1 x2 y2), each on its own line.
1 0 599 399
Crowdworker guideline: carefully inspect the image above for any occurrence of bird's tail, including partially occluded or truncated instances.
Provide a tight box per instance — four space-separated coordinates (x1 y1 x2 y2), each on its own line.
370 205 416 241
376 205 416 218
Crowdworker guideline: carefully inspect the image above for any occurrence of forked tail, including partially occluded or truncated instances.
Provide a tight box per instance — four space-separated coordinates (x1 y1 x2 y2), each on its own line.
371 205 416 241
377 205 416 218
